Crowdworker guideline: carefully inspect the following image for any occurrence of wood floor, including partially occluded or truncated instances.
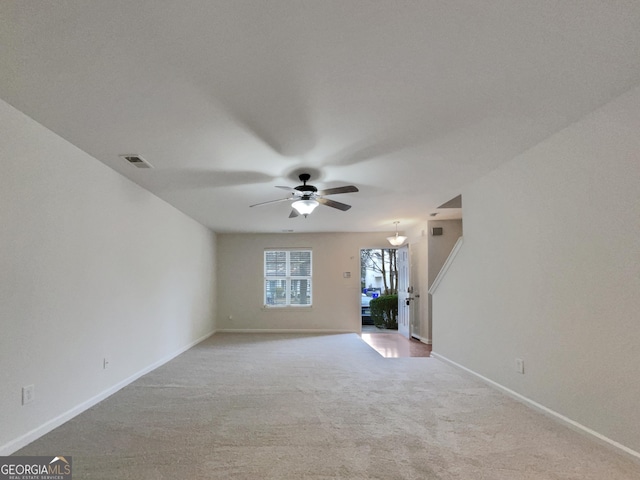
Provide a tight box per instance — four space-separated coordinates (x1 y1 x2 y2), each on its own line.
360 332 432 358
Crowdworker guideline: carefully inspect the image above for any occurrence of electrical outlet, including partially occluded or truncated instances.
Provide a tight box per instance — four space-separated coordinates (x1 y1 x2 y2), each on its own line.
22 385 35 405
103 357 110 370
515 358 525 374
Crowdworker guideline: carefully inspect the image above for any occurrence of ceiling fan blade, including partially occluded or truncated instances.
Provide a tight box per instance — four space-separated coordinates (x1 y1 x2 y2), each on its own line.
289 209 299 218
317 197 352 211
275 185 297 191
317 185 359 195
249 197 292 208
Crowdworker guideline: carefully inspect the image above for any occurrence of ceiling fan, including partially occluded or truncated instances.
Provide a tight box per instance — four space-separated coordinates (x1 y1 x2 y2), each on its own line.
250 173 359 218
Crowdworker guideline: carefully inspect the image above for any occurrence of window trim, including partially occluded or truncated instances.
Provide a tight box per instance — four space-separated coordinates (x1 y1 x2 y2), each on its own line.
264 249 312 308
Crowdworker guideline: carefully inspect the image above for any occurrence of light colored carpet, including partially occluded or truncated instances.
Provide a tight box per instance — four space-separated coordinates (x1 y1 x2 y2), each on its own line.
15 333 640 479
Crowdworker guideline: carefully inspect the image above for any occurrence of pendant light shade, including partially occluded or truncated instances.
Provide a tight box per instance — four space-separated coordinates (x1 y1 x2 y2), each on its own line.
292 198 319 216
387 221 407 246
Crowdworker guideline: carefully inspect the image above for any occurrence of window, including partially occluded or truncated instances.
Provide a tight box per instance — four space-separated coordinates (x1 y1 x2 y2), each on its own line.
264 250 312 307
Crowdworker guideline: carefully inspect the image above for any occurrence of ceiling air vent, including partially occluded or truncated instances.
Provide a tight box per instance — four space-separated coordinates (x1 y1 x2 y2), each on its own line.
120 154 152 169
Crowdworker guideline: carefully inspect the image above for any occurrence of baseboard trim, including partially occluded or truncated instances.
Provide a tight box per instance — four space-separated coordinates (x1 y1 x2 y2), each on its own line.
217 328 354 334
431 352 640 462
0 330 216 456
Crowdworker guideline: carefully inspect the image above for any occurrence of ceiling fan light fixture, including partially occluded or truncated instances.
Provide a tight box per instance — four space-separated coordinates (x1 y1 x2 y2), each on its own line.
387 221 407 246
250 173 357 217
292 198 319 217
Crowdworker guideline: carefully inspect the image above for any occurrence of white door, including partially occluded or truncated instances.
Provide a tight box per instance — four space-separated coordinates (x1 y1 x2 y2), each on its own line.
410 241 421 339
397 245 411 339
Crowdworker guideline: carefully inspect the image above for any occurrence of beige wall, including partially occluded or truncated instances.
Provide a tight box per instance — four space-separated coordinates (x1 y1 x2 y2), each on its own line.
0 99 217 454
427 220 463 287
406 220 463 342
430 84 640 454
216 232 394 332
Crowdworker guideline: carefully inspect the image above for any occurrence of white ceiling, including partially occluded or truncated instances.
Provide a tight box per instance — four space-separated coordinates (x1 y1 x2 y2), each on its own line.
2 1 640 233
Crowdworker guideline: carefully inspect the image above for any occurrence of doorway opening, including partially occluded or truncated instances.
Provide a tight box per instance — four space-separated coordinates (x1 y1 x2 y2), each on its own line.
359 248 399 332
359 247 430 356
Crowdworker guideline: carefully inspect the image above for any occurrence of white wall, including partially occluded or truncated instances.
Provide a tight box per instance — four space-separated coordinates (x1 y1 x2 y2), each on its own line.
217 232 392 332
430 84 640 454
0 99 217 453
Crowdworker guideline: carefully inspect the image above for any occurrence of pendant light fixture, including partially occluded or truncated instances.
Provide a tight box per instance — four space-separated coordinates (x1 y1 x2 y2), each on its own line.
387 221 407 246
